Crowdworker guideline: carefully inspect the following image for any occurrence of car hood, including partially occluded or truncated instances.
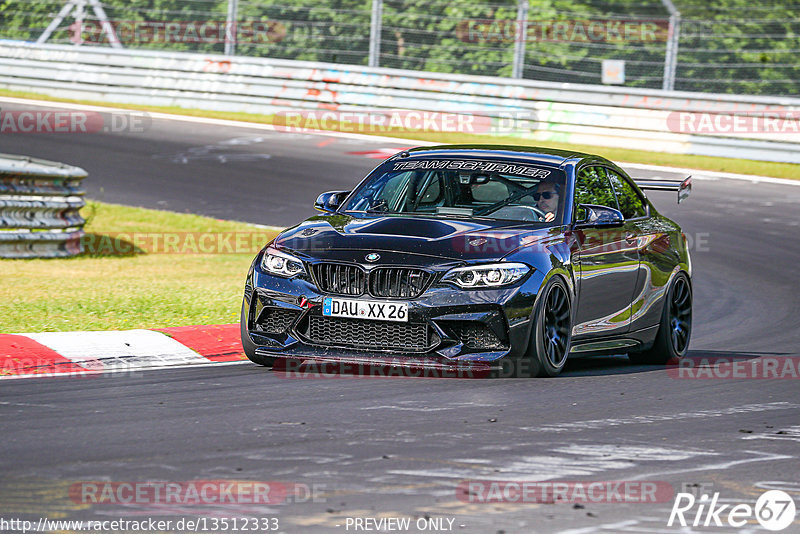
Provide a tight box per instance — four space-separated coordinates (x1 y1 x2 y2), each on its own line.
273 213 560 266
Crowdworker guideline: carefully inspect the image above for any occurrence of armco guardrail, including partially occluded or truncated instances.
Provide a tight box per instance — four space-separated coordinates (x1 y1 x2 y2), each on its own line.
0 153 86 259
0 41 798 164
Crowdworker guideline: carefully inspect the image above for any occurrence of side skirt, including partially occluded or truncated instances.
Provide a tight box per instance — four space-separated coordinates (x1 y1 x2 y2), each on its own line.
569 325 659 356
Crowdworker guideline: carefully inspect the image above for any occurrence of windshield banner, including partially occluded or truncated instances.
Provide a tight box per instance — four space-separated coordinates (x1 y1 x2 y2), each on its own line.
391 159 552 178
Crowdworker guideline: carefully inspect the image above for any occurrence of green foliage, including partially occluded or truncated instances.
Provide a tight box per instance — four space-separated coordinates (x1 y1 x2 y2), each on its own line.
235 0 371 64
0 201 277 332
675 0 800 94
605 169 646 219
574 166 617 215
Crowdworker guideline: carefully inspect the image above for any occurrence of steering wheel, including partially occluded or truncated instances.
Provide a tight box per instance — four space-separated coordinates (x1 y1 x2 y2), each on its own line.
491 205 549 222
520 205 551 221
529 206 548 220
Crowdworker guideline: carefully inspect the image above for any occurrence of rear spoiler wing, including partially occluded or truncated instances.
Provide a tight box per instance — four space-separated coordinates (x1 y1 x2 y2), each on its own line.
633 176 692 204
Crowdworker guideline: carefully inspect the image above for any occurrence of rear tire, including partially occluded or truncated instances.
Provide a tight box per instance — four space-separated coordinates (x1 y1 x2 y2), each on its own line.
240 299 276 367
518 276 572 377
628 272 692 365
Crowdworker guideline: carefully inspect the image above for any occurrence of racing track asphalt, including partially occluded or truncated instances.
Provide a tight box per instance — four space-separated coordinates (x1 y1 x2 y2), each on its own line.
1 100 799 533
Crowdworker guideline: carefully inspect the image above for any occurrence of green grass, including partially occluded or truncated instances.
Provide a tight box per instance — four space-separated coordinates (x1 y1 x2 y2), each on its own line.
0 201 281 333
1 87 798 180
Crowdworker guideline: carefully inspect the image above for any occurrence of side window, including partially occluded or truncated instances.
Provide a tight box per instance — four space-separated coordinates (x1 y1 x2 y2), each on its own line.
574 166 618 220
419 176 441 203
416 173 444 209
606 169 647 219
375 171 412 209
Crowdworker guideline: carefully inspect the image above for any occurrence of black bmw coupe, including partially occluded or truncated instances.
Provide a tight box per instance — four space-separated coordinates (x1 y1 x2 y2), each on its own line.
241 145 692 377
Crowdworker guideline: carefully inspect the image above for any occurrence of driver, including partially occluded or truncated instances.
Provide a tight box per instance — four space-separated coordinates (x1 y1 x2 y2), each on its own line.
532 177 561 222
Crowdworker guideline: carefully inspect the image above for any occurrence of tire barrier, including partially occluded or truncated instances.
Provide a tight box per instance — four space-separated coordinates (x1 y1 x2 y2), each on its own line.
0 153 87 258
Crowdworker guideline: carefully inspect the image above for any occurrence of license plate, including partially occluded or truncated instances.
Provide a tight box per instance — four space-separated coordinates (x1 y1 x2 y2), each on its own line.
322 297 408 322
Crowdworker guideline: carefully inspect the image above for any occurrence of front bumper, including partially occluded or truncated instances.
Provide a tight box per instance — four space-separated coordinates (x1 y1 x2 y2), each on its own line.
243 260 543 367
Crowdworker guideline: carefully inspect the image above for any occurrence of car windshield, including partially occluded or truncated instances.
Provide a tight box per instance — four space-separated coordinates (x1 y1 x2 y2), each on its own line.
342 159 567 224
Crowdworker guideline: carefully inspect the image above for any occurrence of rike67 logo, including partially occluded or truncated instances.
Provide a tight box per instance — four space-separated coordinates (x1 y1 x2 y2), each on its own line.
668 490 796 531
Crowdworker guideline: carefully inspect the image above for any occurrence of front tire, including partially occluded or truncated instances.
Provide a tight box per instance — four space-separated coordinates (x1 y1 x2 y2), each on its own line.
240 299 276 367
628 272 692 365
519 276 573 377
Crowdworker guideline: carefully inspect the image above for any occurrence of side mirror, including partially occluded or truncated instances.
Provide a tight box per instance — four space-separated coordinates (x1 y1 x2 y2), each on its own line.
314 190 350 213
575 204 625 228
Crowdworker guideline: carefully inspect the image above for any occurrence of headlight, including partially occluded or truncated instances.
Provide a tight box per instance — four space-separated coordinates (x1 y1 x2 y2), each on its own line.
260 246 306 278
442 262 530 289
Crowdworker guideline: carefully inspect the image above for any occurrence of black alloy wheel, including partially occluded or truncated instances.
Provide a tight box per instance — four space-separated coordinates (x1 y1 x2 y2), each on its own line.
513 276 573 378
629 272 692 365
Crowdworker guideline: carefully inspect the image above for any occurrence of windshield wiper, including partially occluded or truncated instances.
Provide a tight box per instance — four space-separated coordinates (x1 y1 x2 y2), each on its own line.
436 206 474 217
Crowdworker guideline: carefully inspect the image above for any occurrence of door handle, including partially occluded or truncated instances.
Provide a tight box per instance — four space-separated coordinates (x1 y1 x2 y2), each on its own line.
625 233 637 243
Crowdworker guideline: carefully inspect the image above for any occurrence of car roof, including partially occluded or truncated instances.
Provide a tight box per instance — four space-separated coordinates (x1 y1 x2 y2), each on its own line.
404 144 606 167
